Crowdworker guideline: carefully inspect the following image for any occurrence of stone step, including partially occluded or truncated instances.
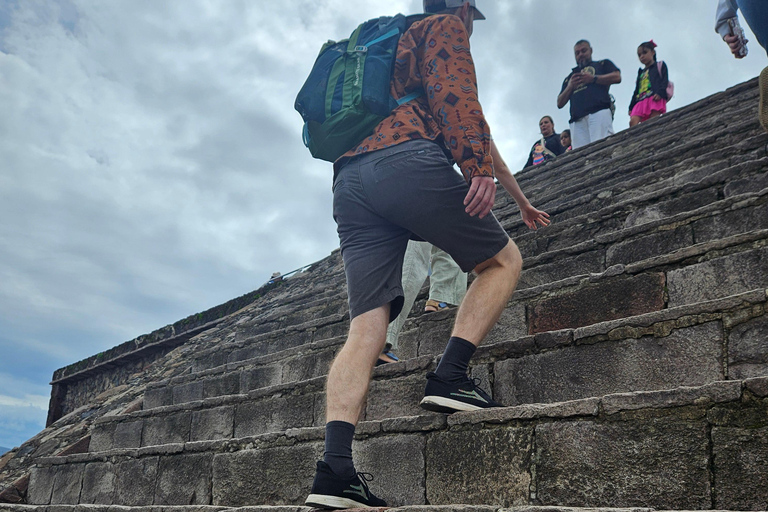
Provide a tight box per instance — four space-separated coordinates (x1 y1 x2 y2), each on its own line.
188 185 768 378
29 377 768 510
5 506 767 512
508 153 768 259
141 228 768 411
511 79 760 202
89 289 768 452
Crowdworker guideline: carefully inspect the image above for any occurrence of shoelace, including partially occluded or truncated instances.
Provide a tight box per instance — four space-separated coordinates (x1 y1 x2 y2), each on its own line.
356 472 374 496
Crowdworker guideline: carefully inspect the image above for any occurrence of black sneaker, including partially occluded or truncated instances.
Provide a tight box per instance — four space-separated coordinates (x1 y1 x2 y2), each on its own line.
420 371 503 413
305 461 387 509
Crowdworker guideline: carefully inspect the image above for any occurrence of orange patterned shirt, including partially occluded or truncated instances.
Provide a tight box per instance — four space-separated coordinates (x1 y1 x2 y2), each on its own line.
334 14 494 182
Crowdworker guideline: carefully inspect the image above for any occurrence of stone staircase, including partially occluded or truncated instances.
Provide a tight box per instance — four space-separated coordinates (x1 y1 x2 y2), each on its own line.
1 78 767 512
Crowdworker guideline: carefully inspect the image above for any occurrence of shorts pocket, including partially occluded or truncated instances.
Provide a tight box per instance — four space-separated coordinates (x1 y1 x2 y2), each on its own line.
372 149 428 183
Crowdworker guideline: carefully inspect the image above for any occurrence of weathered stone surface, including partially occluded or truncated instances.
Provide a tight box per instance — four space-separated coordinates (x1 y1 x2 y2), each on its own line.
50 463 84 504
203 373 240 399
80 462 115 504
173 381 204 405
143 385 173 409
234 395 315 438
484 304 527 344
190 406 234 442
281 349 335 384
211 443 323 506
112 420 143 449
746 376 768 397
712 426 768 509
88 424 115 453
240 365 282 393
449 398 600 426
518 249 604 290
495 322 724 406
154 453 213 505
416 313 456 358
692 199 768 244
353 434 425 506
728 313 768 379
602 380 742 415
528 273 665 334
365 375 424 421
606 225 693 266
114 457 158 506
142 412 191 446
667 246 768 307
535 418 710 508
27 466 56 505
426 427 533 506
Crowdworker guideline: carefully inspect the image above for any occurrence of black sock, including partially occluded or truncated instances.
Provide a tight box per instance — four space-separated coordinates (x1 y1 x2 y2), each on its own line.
323 420 356 479
435 336 476 383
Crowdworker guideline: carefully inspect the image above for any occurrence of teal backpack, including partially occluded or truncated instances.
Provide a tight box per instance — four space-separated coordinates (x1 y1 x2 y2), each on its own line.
294 14 424 162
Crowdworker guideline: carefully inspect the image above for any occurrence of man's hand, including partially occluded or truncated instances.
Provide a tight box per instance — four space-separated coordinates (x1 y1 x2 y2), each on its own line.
724 33 748 58
520 204 551 230
464 176 496 219
570 72 590 87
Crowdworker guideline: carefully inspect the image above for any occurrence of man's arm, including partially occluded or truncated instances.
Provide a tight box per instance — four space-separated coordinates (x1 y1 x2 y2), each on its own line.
491 141 550 230
557 75 576 109
593 70 621 85
715 0 739 37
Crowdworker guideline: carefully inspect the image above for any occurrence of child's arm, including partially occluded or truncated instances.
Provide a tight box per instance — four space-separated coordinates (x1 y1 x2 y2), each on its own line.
491 141 550 230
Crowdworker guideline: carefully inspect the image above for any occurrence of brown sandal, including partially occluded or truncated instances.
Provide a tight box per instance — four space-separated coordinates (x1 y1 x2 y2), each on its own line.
425 299 449 312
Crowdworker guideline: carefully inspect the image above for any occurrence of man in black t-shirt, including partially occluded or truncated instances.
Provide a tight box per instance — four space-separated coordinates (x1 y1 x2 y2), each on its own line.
557 40 621 149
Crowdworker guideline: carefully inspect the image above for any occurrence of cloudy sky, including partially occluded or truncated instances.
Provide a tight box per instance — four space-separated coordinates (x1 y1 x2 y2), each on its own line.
0 0 764 450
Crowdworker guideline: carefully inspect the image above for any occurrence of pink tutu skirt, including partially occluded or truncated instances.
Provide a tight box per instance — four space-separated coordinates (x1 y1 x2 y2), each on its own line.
630 96 667 121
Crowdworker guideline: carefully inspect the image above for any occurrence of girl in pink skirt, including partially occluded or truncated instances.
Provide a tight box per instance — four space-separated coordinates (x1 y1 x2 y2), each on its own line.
629 40 671 127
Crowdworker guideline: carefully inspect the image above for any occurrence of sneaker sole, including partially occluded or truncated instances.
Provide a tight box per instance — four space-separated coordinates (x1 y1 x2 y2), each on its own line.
420 395 484 413
305 494 374 509
760 66 768 133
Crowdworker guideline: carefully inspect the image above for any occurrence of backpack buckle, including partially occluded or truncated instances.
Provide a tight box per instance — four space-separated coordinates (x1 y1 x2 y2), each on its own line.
353 45 367 53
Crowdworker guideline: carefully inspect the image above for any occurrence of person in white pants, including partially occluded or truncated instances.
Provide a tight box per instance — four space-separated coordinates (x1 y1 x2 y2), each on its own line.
557 40 622 149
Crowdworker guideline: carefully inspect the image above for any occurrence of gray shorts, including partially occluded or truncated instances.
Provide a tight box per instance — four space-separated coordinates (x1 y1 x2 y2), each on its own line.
333 139 510 322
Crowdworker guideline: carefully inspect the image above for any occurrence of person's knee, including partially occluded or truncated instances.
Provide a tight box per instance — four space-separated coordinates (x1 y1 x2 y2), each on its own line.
474 239 522 275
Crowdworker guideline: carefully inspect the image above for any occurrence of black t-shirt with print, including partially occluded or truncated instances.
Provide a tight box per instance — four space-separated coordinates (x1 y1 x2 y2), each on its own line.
560 59 620 122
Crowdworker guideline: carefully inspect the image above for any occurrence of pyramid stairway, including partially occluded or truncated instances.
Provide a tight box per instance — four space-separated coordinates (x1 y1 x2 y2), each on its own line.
1 78 767 512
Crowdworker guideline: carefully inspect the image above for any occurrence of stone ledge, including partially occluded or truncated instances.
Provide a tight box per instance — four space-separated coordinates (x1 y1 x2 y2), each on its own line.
601 381 743 415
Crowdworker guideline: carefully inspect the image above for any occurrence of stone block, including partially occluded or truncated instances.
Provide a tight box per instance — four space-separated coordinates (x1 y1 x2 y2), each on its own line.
535 418 710 508
112 420 143 449
89 423 115 453
191 406 234 441
601 380 742 415
240 365 281 392
212 443 323 506
426 426 533 506
203 372 240 399
416 313 455 358
605 225 693 267
142 412 191 446
172 381 204 404
667 246 768 308
281 349 335 384
528 273 665 334
80 462 116 504
154 453 213 505
485 304 527 344
27 466 57 505
143 386 173 409
728 313 768 380
114 456 159 506
353 434 425 507
495 322 724 407
365 374 424 421
50 463 85 504
518 249 604 290
712 426 768 509
313 319 349 342
234 394 315 438
692 200 768 244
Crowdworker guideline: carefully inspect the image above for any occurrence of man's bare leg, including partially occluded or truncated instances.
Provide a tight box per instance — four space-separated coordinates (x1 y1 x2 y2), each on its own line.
420 239 522 412
326 304 390 424
452 238 522 345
